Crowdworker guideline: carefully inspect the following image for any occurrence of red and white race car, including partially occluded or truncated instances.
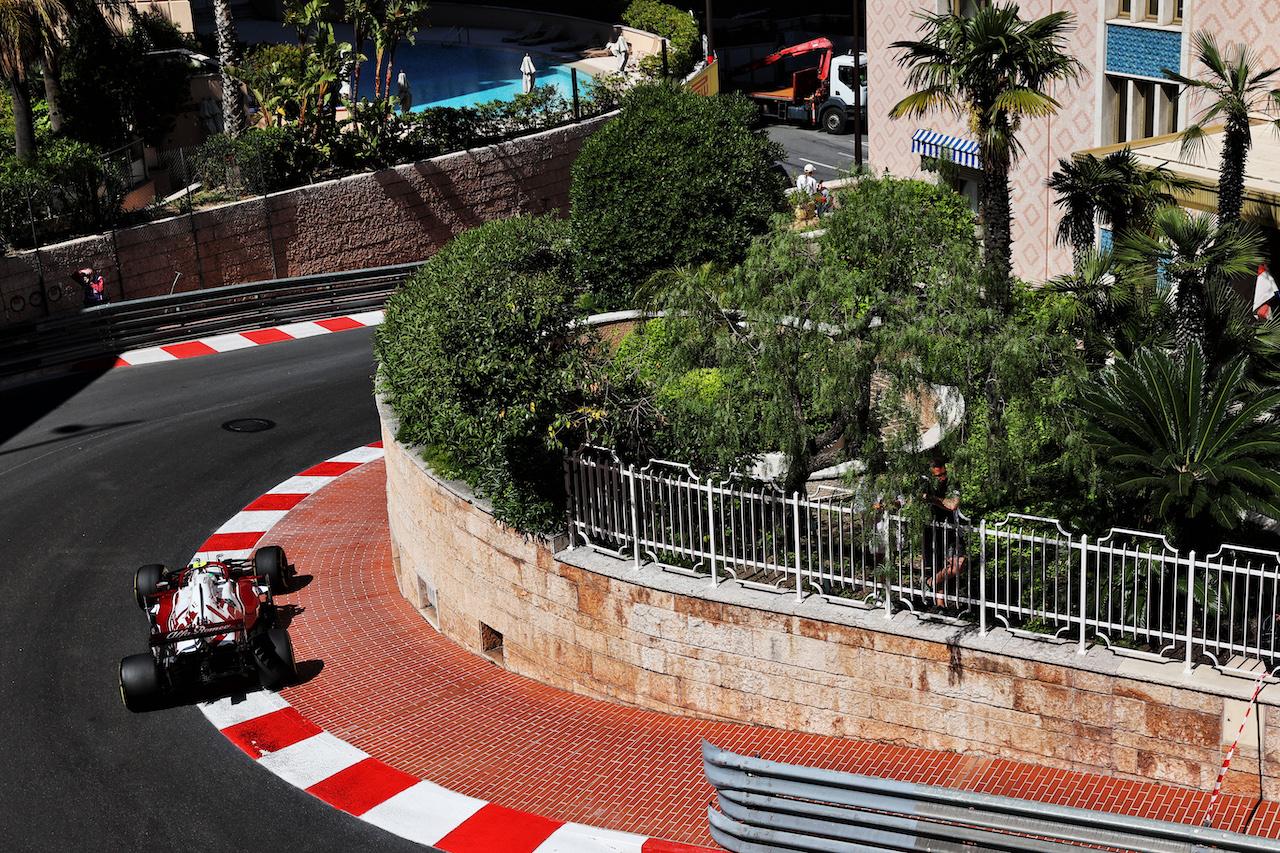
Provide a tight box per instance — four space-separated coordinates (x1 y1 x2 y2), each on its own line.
119 546 297 711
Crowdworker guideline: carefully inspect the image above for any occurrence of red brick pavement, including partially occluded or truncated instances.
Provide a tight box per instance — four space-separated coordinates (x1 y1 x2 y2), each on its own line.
267 459 1280 846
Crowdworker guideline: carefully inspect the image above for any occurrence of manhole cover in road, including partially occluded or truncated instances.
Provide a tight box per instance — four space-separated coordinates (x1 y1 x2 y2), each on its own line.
222 418 276 433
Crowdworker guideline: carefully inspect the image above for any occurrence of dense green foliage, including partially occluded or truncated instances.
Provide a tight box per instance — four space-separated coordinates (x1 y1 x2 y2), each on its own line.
595 175 1091 522
817 175 1090 519
1117 207 1263 359
57 12 198 150
374 216 592 533
622 0 700 78
570 81 785 308
1047 148 1192 264
0 137 125 248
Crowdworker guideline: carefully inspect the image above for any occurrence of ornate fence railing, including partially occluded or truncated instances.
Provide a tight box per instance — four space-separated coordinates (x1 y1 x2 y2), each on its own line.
564 447 1280 677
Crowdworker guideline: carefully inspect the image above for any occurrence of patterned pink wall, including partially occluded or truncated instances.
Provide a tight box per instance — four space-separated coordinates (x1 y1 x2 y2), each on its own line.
869 1 1097 284
1189 0 1280 139
1193 1 1280 72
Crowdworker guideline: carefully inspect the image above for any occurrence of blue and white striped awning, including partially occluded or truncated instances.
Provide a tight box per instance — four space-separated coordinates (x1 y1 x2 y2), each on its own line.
911 129 982 169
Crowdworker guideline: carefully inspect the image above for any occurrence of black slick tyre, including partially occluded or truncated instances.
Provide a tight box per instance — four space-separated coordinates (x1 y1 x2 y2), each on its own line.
255 628 296 691
254 545 290 594
134 564 167 609
822 108 847 134
119 653 162 712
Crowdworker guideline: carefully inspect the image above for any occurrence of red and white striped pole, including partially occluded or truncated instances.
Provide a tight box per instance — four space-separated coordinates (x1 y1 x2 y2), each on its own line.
1202 668 1275 828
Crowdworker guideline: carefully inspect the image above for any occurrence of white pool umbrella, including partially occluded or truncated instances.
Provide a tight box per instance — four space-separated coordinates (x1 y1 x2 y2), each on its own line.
521 53 537 94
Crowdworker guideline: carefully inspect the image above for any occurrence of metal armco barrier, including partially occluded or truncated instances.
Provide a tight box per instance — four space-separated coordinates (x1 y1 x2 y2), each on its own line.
702 741 1278 853
0 262 422 383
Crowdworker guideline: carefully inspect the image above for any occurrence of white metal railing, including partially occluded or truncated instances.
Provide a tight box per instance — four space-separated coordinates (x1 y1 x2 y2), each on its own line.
565 447 1280 676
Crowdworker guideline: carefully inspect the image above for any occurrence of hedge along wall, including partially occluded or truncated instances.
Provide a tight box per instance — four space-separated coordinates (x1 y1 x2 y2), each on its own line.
378 394 1280 801
0 115 610 326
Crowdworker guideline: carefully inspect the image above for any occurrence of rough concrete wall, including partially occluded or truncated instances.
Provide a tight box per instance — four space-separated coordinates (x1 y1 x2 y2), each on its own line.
381 398 1280 798
2 116 608 322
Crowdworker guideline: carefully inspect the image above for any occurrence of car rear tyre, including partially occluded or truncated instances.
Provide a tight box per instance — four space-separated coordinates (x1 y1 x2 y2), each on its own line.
254 545 290 594
255 628 296 691
119 653 162 712
822 108 847 134
134 564 167 609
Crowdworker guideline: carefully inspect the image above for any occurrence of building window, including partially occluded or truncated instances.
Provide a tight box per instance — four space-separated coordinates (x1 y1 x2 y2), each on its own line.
1136 81 1155 139
1112 77 1130 144
1161 83 1180 134
1147 0 1159 19
1107 75 1179 143
1118 0 1131 15
1174 0 1183 23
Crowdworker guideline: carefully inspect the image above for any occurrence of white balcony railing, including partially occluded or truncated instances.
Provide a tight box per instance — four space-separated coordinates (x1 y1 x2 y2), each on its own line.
565 447 1280 677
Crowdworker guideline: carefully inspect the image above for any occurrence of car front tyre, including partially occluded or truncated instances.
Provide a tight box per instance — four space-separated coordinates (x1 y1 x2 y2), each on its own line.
119 653 162 712
134 564 167 609
254 546 291 594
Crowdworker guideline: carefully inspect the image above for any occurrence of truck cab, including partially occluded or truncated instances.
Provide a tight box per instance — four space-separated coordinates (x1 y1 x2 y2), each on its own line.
821 52 867 133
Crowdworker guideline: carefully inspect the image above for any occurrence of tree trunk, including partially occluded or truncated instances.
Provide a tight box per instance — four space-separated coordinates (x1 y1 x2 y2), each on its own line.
41 57 62 134
215 0 246 136
11 77 35 161
1217 117 1249 229
979 149 1013 286
1174 276 1206 358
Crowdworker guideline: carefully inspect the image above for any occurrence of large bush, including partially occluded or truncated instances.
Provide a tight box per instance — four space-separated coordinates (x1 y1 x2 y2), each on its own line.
570 81 785 308
374 215 592 533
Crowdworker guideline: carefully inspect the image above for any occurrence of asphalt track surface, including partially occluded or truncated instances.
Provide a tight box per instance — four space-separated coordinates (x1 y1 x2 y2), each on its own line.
0 329 430 852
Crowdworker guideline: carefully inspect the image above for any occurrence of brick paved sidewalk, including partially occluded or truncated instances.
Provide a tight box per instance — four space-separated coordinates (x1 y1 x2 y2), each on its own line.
268 459 1280 847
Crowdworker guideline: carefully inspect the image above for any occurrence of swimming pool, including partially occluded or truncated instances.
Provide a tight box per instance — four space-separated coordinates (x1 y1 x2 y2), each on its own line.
355 43 582 109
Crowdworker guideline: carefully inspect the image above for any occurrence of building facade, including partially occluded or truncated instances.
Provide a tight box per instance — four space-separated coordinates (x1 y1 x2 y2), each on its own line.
867 0 1280 283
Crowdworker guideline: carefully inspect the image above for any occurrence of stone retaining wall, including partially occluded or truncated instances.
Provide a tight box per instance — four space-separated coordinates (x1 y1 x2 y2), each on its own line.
2 116 608 325
380 397 1280 800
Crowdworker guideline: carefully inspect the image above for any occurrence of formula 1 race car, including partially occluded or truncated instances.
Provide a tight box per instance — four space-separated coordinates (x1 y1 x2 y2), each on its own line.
119 546 298 711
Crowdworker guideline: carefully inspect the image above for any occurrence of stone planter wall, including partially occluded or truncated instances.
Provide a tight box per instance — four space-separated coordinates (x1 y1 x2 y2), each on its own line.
379 397 1280 800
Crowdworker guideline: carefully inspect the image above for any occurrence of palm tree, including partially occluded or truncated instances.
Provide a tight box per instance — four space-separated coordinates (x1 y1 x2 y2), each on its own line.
1047 148 1192 264
1164 31 1280 230
214 0 245 135
889 1 1082 283
344 0 375 99
370 0 427 100
1081 343 1280 549
1045 246 1171 369
1117 207 1262 358
0 0 67 159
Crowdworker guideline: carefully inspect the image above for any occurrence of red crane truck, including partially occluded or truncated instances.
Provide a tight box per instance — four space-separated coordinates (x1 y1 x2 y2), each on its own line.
731 37 867 134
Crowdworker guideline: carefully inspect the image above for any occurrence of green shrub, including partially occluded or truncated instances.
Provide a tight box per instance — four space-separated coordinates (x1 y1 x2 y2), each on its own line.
0 138 126 248
622 0 701 78
187 126 314 195
569 81 785 308
375 215 591 533
820 174 977 293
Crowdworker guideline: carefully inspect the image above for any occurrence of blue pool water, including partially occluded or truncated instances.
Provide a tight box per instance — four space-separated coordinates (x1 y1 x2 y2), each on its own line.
355 43 580 109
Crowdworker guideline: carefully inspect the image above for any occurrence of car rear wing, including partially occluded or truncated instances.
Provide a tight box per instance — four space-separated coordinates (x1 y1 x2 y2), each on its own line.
152 620 243 646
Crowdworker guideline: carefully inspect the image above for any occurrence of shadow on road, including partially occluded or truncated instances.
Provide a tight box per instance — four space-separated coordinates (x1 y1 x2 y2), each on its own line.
0 368 111 446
